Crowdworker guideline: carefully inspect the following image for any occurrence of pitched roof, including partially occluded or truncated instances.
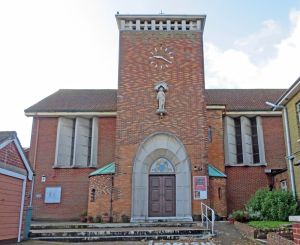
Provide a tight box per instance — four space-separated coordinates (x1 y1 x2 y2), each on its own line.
205 89 285 111
0 131 16 144
89 162 116 177
0 131 34 180
25 88 286 113
208 164 227 178
25 89 117 113
275 77 300 106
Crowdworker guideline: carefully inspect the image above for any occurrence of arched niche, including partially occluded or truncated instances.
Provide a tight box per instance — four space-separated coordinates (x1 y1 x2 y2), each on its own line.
131 132 192 222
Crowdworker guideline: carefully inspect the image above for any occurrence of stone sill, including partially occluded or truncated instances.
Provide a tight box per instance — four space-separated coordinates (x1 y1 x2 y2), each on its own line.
225 163 267 167
52 165 97 169
289 216 300 222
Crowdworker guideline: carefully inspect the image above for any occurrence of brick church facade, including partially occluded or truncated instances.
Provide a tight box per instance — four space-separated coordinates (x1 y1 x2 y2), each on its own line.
25 14 287 221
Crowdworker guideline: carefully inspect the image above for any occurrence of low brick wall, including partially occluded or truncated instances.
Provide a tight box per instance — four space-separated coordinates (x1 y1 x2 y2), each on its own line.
292 223 300 244
234 221 293 240
267 232 295 245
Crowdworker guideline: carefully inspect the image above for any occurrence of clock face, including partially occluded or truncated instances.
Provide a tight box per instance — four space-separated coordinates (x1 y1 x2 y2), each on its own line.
149 46 174 69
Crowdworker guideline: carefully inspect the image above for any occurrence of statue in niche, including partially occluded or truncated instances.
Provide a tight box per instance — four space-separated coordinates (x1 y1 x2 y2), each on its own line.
154 81 168 116
157 86 166 111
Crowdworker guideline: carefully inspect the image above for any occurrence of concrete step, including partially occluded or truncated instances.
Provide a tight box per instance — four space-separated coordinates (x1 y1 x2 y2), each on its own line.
30 221 202 230
29 223 211 242
30 233 212 242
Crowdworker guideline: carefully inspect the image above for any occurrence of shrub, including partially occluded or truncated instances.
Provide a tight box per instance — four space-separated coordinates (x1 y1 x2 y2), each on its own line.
121 214 130 223
87 215 94 223
246 188 298 221
80 210 87 222
229 210 249 223
94 215 102 223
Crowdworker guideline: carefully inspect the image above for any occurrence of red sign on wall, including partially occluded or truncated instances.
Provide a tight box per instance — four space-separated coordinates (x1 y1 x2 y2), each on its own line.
193 176 207 200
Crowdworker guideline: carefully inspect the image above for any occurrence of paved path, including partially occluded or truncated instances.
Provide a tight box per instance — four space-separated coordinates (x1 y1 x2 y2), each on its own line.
210 222 258 245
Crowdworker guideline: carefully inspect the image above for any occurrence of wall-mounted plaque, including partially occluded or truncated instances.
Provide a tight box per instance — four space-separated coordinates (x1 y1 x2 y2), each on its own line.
44 186 61 203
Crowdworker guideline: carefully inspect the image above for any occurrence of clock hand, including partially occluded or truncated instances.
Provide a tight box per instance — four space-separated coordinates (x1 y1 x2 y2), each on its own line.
153 55 172 64
161 57 172 64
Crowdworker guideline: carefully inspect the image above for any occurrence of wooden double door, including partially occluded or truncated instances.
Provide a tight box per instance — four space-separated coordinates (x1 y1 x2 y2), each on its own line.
148 175 176 217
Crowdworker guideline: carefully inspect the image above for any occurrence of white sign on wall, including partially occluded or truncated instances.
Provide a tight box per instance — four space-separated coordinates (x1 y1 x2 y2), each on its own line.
193 176 207 200
44 186 62 203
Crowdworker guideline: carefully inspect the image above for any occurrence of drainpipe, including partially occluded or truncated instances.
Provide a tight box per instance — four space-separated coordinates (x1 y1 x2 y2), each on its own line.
282 106 296 198
33 117 40 170
266 102 296 198
29 174 35 206
110 174 114 222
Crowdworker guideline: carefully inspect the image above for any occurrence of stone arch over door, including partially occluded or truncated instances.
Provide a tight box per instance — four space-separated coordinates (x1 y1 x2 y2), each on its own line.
131 132 192 222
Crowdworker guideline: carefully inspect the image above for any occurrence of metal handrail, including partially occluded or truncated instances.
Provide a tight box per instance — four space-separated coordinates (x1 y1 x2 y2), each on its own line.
201 202 215 234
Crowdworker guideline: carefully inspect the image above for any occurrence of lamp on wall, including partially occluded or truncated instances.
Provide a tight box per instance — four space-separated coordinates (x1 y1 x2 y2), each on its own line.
193 165 202 171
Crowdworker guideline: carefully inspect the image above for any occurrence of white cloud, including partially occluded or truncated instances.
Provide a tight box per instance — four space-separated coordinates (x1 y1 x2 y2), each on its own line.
205 10 300 89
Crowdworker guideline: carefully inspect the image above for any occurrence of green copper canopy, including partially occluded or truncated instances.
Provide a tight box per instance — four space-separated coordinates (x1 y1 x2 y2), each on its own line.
89 162 115 177
208 164 227 178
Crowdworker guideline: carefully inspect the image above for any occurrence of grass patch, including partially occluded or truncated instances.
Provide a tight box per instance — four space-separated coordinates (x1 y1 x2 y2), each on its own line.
248 220 291 229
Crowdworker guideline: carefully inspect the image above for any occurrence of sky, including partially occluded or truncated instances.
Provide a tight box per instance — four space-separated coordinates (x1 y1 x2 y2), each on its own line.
1 0 300 147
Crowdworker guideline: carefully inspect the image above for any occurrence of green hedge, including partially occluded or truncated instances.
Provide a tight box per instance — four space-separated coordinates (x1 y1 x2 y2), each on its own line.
246 189 298 221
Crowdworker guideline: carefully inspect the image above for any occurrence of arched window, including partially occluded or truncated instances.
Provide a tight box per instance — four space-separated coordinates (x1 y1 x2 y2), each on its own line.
150 158 175 174
90 188 96 202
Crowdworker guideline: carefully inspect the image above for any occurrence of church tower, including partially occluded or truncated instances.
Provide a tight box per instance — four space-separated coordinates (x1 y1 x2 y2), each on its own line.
114 14 208 221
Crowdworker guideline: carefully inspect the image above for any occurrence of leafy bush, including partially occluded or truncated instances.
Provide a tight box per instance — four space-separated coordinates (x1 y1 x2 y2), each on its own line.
94 215 102 223
229 210 249 222
121 214 130 223
246 188 298 221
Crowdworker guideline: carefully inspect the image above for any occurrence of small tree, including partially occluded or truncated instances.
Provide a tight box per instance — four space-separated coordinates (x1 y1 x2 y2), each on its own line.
246 188 298 221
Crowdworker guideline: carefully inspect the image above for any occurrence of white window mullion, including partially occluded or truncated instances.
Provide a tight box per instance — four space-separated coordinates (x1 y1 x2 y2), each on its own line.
54 117 74 167
90 117 98 167
256 116 266 164
224 116 237 165
241 116 253 164
73 117 90 167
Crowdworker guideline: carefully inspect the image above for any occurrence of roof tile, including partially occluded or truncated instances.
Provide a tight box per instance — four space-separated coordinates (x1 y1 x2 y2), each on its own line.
25 88 286 113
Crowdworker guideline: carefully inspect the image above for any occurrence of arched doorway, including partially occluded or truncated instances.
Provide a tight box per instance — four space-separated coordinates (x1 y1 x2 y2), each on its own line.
131 132 192 222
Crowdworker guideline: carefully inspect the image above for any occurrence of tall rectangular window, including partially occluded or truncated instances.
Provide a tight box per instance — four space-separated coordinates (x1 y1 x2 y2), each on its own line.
297 102 300 123
250 117 260 163
234 118 243 164
55 117 98 168
296 102 300 139
225 116 265 165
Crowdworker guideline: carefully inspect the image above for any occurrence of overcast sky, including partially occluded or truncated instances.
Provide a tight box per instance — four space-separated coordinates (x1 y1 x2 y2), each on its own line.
1 0 300 147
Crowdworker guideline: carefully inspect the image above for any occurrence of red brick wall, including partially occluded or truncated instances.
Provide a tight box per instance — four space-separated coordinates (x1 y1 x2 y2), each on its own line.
87 175 113 219
226 166 270 214
30 117 116 220
293 223 300 244
99 118 116 167
262 116 286 169
207 109 225 172
274 170 289 190
267 232 295 245
0 142 24 169
209 177 227 217
114 31 208 217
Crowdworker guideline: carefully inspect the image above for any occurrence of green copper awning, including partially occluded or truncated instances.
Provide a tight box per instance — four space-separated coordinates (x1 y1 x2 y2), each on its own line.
208 164 227 178
89 162 115 177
